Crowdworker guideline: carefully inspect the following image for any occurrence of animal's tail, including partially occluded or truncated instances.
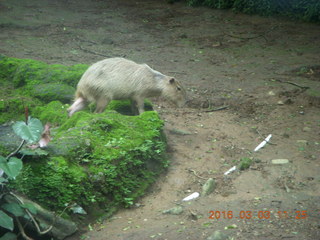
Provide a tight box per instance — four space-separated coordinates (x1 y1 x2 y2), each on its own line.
75 90 85 100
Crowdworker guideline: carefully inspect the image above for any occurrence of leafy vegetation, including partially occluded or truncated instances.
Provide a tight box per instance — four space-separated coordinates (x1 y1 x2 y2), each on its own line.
238 157 253 170
186 0 320 22
0 116 44 239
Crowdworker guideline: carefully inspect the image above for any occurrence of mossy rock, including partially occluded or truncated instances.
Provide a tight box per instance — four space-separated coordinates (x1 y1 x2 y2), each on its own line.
31 83 75 103
9 107 167 218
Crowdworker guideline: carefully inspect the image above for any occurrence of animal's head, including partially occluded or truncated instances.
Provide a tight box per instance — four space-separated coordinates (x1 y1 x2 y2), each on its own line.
164 77 187 107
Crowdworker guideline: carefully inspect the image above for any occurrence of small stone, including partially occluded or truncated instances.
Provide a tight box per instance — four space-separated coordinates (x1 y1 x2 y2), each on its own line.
303 127 311 132
268 91 276 96
179 33 188 39
272 159 289 164
162 206 183 215
201 178 216 196
277 100 284 105
207 230 229 240
297 140 308 146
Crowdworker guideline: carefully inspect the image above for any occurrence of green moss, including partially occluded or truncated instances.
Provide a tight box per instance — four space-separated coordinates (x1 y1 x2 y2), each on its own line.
31 101 69 126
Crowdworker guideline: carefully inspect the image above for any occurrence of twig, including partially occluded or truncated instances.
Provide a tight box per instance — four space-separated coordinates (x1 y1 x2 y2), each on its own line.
15 217 34 240
223 25 279 42
255 129 276 146
75 36 98 45
225 32 267 41
270 79 309 89
78 45 111 58
187 169 208 180
6 140 25 160
9 192 53 235
204 105 228 112
173 105 228 115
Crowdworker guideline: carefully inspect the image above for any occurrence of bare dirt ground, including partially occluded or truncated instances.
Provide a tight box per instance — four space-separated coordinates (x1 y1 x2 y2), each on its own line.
1 0 320 239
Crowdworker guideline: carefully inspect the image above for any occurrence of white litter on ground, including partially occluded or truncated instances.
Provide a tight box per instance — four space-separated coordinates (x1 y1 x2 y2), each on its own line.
182 192 200 201
224 166 237 176
254 134 272 152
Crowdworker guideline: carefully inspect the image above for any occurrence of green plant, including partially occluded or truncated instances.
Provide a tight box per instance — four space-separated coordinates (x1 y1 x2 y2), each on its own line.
238 157 253 170
0 113 49 239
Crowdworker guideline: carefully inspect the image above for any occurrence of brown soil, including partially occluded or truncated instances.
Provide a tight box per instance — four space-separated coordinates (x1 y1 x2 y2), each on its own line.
1 0 319 239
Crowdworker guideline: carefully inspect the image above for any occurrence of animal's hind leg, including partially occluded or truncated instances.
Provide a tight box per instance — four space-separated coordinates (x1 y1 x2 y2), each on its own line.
68 97 87 117
95 97 109 113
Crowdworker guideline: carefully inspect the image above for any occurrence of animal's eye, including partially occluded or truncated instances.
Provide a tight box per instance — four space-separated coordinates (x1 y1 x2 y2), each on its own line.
177 87 181 91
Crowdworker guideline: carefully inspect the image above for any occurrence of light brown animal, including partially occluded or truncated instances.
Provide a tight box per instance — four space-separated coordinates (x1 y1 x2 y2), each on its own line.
67 58 187 116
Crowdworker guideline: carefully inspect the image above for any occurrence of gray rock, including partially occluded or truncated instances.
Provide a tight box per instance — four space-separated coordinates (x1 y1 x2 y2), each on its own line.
162 206 184 215
201 178 216 196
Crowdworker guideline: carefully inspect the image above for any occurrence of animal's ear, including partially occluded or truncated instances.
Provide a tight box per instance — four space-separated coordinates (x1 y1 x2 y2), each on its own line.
169 78 175 84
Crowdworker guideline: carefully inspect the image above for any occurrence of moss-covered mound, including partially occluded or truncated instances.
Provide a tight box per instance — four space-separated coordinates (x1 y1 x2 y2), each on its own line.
0 56 168 220
11 108 167 217
0 55 88 123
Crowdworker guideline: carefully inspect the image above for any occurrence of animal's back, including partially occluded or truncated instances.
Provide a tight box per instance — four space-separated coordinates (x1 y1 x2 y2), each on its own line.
76 58 156 100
